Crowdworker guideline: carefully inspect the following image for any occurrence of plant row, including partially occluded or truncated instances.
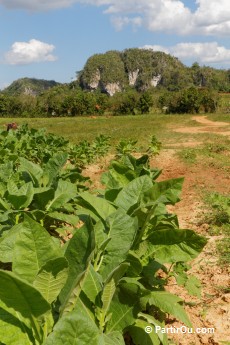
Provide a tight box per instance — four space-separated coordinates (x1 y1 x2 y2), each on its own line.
0 127 207 344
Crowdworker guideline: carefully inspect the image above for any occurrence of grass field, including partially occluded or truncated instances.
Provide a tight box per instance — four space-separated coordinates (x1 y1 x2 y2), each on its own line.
1 113 229 148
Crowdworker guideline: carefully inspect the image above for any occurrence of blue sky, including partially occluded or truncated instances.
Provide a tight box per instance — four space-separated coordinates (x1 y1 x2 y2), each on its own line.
0 0 230 89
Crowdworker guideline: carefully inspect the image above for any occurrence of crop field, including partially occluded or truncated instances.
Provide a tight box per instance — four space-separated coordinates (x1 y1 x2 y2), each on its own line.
0 113 229 345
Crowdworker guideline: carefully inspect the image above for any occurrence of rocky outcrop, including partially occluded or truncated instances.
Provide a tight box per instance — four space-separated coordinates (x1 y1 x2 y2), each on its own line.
83 69 122 96
88 69 101 90
102 82 122 96
24 87 37 96
84 69 161 95
128 69 139 86
151 75 161 87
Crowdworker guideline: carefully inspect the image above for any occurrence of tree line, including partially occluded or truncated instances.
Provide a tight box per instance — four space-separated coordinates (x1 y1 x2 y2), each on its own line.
0 85 221 117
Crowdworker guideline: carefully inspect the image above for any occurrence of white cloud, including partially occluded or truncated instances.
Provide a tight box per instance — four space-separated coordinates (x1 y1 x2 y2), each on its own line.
142 45 169 54
1 0 230 36
105 0 230 36
141 42 230 65
110 16 142 31
0 0 76 11
4 39 57 65
194 0 230 26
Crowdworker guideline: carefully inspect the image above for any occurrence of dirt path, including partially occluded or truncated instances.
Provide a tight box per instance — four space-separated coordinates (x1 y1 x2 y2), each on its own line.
192 116 229 127
151 136 230 344
173 115 230 136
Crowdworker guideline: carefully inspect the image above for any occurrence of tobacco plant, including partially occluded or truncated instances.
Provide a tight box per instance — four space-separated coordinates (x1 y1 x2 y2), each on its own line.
0 150 207 344
0 124 111 167
0 152 89 237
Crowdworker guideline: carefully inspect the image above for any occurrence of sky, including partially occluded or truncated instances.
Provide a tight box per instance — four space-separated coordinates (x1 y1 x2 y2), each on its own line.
0 0 230 89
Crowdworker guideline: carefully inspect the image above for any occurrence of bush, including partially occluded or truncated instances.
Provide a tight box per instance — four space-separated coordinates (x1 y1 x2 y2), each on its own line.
158 87 218 114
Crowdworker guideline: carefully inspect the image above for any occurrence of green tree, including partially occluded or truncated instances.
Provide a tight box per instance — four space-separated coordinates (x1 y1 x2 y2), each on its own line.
0 94 10 116
199 88 218 113
112 90 139 115
158 87 218 114
137 91 153 114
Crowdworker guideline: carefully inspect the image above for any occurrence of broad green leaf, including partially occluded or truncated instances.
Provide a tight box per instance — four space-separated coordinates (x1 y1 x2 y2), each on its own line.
185 275 201 297
47 211 79 227
7 180 20 195
0 305 33 345
78 191 116 220
101 162 136 189
138 313 168 345
128 318 161 345
17 181 34 207
13 217 62 283
59 218 95 313
104 188 121 203
142 260 167 286
76 207 101 222
0 196 11 211
141 178 184 206
8 194 28 209
0 210 11 222
119 278 147 294
142 291 192 327
122 154 148 170
7 181 34 209
115 175 153 212
46 180 77 211
82 264 103 305
103 332 125 344
106 289 140 333
33 186 54 210
44 301 100 345
0 162 14 183
19 157 43 187
45 291 124 344
138 229 207 264
101 263 129 316
0 270 51 319
126 251 143 277
94 220 108 251
101 153 153 189
43 152 68 186
99 210 137 279
0 223 23 262
33 257 69 304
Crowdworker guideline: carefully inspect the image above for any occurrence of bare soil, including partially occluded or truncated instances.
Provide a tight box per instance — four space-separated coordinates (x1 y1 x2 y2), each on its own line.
153 149 230 345
152 116 230 345
173 115 230 136
84 116 230 345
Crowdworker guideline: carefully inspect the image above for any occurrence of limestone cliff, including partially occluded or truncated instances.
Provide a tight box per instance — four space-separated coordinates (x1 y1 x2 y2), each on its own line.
79 48 188 95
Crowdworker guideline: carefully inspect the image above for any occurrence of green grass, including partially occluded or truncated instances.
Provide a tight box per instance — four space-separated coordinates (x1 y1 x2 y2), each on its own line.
1 112 228 140
0 114 208 148
177 134 230 172
206 113 230 123
177 148 197 164
216 237 230 265
198 192 230 266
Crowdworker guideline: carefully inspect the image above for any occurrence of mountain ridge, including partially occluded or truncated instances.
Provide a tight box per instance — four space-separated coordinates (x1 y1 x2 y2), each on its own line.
2 49 230 96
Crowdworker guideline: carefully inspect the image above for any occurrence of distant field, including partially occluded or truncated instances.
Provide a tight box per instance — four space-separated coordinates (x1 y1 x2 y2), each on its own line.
1 112 229 147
